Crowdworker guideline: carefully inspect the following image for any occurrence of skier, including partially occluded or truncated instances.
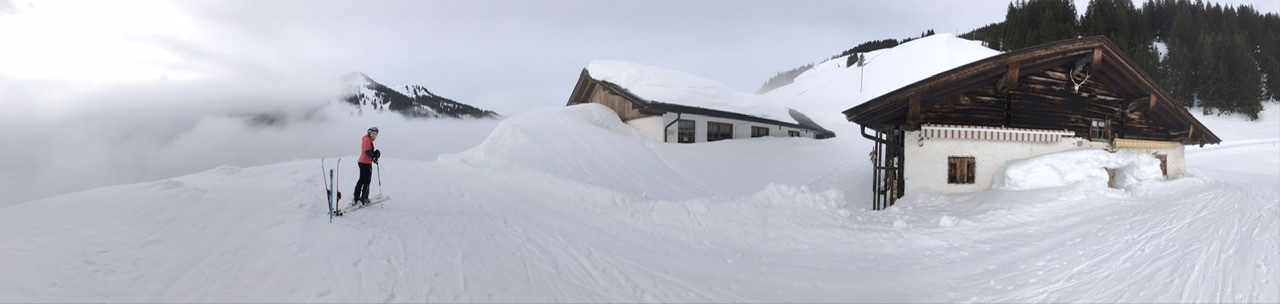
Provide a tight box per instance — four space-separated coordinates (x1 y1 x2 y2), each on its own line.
353 127 380 206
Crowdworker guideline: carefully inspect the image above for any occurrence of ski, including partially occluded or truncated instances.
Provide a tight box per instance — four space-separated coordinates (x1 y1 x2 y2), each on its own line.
323 158 345 221
322 158 333 222
335 195 391 215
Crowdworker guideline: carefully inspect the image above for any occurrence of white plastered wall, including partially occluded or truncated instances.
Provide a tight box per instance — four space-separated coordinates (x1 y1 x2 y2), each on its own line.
903 130 1102 194
623 112 821 143
904 130 1192 193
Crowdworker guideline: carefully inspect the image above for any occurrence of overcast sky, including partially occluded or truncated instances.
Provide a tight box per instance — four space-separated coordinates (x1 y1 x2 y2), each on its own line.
3 0 1277 114
1 0 1277 203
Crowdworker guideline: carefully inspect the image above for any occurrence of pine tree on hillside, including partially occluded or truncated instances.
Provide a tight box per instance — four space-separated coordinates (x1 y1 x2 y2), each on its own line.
1196 33 1228 113
1163 7 1200 105
1143 0 1174 40
1237 6 1280 101
962 22 1006 50
1003 0 1079 50
1220 34 1264 119
756 64 815 94
1082 0 1161 81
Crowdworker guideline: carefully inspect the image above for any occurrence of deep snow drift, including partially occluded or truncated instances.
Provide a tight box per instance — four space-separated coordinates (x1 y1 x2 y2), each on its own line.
993 149 1164 191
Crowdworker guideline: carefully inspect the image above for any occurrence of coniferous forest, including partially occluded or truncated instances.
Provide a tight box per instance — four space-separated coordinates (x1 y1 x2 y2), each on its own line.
762 0 1280 120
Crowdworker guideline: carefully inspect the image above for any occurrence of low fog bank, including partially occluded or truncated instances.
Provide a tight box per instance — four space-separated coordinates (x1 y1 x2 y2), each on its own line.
0 77 502 205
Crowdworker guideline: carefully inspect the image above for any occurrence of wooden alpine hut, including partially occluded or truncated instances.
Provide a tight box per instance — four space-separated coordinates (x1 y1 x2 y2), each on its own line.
843 36 1220 210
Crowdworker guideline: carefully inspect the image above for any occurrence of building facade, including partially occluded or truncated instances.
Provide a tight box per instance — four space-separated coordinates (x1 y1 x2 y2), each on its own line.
844 37 1220 210
567 68 835 143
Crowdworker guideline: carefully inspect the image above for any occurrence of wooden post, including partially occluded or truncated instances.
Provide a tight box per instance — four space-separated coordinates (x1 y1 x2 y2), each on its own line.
1092 48 1104 65
1006 64 1020 89
908 95 921 129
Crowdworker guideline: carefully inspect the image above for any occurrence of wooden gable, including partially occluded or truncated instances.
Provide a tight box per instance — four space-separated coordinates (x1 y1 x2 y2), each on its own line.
844 36 1220 145
565 68 838 138
566 69 659 121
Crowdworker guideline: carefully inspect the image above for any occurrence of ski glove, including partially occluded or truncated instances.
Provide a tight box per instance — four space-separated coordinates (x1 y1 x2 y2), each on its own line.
372 150 381 158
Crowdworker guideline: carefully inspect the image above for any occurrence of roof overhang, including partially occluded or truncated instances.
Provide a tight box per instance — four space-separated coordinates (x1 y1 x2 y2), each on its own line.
842 36 1220 145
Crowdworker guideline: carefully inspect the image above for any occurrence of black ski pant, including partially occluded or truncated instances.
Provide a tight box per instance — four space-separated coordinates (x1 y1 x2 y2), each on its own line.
354 162 373 202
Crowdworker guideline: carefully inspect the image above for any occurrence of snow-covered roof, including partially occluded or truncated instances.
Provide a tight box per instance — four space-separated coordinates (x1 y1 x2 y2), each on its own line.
586 60 798 124
844 36 1221 145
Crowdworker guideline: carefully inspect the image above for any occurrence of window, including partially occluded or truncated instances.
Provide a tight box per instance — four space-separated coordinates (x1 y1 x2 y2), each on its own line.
788 131 801 137
751 126 769 138
948 156 975 184
1090 119 1108 142
677 119 695 143
707 122 733 142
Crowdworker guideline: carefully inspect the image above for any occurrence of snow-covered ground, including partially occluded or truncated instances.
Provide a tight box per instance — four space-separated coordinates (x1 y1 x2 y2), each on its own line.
2 34 1277 302
2 102 1275 302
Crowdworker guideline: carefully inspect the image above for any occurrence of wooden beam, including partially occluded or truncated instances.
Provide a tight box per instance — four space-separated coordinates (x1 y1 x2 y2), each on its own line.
1092 48 1103 65
1007 64 1020 90
908 95 921 129
1004 92 1012 126
1149 95 1157 110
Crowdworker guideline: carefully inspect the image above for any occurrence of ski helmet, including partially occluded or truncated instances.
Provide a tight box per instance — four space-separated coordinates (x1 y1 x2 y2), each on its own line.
368 127 379 133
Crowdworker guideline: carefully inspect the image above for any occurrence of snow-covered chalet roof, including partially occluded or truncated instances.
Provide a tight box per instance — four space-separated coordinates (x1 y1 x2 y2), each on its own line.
586 60 799 125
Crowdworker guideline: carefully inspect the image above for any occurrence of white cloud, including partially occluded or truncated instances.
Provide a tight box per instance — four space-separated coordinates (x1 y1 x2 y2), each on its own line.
0 74 498 205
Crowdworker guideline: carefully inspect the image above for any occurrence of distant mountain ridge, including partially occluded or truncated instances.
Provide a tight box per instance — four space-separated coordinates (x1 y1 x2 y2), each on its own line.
343 72 500 119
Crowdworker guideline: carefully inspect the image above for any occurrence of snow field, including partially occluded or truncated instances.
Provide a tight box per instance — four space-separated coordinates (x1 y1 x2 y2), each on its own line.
3 102 1276 302
2 34 1278 302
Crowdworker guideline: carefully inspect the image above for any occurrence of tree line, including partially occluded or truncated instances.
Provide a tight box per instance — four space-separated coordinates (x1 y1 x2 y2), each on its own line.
760 0 1279 120
988 0 1278 120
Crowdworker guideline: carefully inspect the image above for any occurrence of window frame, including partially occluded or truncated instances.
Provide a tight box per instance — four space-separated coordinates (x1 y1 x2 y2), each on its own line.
707 121 733 142
948 156 976 184
676 119 695 143
1090 119 1109 142
788 130 801 137
751 126 769 138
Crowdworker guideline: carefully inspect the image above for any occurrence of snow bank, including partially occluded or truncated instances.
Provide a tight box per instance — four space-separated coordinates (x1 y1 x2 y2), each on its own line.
439 103 861 200
587 60 797 124
994 149 1164 190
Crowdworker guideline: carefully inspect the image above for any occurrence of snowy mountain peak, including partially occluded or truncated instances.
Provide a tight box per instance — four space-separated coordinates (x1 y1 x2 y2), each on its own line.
341 73 499 119
404 84 436 98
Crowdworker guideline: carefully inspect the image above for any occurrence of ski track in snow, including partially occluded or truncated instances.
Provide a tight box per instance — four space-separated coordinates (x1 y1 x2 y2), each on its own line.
2 146 1275 302
2 101 1278 302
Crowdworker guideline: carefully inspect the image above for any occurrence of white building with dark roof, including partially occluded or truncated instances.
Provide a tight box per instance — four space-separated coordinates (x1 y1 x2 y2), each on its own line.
566 60 834 143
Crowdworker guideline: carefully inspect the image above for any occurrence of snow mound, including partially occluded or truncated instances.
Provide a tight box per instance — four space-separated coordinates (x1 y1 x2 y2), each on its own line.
439 103 857 200
994 149 1164 191
587 60 797 124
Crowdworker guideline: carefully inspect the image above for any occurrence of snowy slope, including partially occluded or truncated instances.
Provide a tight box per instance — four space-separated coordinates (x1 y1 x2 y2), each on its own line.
762 34 1000 141
765 33 1000 115
1 102 1276 302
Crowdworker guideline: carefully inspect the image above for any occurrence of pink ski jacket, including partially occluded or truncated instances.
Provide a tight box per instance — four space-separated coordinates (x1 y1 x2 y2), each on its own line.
358 135 375 164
